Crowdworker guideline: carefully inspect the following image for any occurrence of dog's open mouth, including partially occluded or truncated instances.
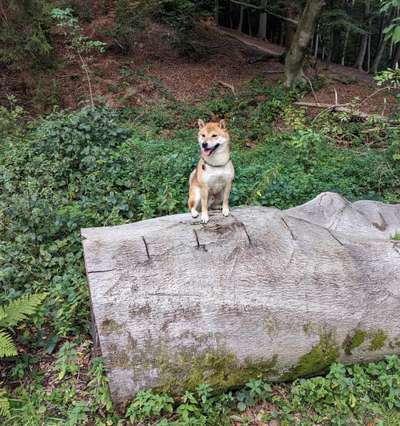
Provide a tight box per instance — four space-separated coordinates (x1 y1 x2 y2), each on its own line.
202 143 220 157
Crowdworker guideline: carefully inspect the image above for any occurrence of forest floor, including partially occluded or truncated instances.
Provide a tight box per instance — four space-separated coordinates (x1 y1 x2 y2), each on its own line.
0 10 398 118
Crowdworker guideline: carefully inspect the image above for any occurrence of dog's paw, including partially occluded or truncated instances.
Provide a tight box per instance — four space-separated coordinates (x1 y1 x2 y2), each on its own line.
222 207 230 217
191 208 199 218
201 213 209 224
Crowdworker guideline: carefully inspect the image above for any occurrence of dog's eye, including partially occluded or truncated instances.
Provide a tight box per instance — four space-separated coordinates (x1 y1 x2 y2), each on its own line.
201 134 205 138
211 134 217 138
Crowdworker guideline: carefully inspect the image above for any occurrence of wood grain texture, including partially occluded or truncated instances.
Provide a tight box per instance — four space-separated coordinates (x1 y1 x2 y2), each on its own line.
81 192 400 405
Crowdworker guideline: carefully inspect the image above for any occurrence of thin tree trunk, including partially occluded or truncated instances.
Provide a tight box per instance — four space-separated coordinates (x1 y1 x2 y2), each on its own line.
371 14 391 73
238 5 244 32
257 0 268 39
354 0 370 70
393 45 400 67
247 8 252 37
78 53 94 108
215 0 219 25
285 4 297 48
280 21 285 46
326 27 333 67
355 34 368 70
342 0 355 66
371 39 387 73
314 32 319 58
341 28 350 65
367 31 371 72
285 0 325 87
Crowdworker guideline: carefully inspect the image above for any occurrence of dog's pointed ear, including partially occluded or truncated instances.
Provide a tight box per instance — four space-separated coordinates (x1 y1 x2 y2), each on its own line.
198 119 205 129
219 119 226 129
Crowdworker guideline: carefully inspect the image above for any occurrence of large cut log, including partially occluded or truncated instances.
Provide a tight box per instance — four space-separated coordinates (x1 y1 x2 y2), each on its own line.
81 192 400 405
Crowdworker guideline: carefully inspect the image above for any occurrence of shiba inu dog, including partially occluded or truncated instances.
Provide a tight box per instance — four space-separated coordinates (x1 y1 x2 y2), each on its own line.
188 119 234 224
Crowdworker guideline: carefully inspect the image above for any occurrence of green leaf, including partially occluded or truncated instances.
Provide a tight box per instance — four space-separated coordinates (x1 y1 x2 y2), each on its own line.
0 329 17 358
0 293 47 328
0 388 10 418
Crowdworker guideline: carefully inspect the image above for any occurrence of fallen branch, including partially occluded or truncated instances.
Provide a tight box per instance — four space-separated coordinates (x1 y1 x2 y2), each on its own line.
213 26 285 58
295 101 397 123
218 80 236 95
230 0 299 25
262 70 285 74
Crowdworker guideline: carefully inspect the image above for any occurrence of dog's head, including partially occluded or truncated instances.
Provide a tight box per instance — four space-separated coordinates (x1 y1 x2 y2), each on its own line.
197 119 229 158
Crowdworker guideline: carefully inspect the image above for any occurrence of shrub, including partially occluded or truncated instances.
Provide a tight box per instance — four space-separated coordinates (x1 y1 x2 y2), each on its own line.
0 0 53 70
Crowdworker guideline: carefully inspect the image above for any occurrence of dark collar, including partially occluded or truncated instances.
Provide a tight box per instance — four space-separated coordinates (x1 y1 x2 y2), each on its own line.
202 157 231 168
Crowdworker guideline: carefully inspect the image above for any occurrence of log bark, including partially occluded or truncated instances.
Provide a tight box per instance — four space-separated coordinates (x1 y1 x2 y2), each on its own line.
284 0 325 87
82 192 400 405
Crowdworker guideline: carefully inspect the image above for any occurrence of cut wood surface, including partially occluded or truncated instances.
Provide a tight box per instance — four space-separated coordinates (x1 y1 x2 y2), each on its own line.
81 192 400 405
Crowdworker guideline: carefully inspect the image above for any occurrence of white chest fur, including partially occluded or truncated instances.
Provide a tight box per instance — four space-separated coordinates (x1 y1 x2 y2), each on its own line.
203 161 234 194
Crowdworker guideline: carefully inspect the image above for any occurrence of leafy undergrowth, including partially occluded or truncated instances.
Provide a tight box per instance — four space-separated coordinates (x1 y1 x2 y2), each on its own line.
0 79 399 424
4 345 400 425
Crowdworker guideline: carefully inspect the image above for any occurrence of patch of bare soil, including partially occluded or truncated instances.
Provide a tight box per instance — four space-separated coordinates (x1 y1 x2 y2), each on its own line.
301 63 398 117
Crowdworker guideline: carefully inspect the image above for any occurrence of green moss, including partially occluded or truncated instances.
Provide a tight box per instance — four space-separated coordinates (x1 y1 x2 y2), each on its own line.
302 322 317 336
154 348 278 394
368 330 387 351
343 330 367 355
109 350 131 368
101 318 122 334
282 332 339 381
263 314 277 335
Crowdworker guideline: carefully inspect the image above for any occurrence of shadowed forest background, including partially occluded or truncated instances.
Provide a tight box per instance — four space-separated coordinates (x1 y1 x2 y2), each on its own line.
0 0 400 424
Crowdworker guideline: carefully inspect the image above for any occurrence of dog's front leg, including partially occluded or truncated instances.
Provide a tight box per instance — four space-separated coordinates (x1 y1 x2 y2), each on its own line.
222 180 232 217
200 185 209 224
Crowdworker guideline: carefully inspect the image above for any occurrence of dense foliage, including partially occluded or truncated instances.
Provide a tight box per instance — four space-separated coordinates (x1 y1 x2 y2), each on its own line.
0 77 399 423
0 0 53 70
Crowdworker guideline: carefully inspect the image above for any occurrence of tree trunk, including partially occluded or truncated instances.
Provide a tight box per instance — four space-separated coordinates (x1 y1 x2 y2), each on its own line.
367 31 371 72
215 0 219 25
341 28 350 65
285 4 297 49
314 31 319 57
325 27 334 67
371 38 387 73
280 20 285 46
238 5 244 32
82 192 400 405
354 0 370 70
284 0 325 87
257 1 268 40
393 44 400 67
371 14 391 73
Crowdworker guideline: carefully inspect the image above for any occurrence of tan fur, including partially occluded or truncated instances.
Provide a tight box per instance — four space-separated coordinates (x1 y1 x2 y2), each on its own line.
188 120 235 223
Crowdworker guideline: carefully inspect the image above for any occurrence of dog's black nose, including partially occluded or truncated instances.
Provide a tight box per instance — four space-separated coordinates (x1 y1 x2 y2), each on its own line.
202 142 208 148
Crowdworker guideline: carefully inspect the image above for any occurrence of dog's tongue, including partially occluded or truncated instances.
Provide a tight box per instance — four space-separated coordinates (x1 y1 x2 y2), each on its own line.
202 147 212 157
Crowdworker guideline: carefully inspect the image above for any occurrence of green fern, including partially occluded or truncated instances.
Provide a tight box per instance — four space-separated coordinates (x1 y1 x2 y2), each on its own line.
0 293 47 359
0 388 10 418
0 293 48 328
0 293 47 418
0 330 17 358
